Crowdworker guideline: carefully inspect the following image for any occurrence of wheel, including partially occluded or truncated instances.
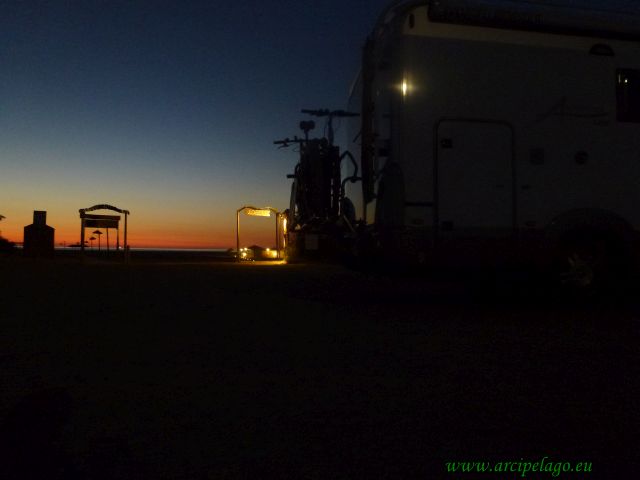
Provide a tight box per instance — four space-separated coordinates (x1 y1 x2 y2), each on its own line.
553 230 628 294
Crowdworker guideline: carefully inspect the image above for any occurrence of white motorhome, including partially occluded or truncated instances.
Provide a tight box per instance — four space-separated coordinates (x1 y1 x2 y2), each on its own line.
343 0 640 286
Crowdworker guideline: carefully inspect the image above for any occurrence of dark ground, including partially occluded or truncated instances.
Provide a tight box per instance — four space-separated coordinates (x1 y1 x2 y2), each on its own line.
1 253 638 479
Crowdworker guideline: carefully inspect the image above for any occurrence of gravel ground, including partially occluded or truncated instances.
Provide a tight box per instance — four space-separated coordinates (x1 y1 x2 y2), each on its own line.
1 255 638 478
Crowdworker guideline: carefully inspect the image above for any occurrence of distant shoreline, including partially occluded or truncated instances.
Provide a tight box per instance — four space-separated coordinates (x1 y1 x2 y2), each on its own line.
11 245 232 253
3 246 237 263
60 247 231 253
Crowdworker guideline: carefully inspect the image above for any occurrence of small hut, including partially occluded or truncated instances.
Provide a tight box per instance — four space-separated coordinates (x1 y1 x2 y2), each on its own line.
24 211 55 258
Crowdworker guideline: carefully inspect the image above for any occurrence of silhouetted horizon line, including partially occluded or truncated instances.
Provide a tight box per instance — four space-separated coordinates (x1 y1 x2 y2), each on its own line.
9 244 234 253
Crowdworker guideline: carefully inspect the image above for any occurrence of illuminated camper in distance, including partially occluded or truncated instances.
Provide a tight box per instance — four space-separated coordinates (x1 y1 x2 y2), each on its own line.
342 0 640 287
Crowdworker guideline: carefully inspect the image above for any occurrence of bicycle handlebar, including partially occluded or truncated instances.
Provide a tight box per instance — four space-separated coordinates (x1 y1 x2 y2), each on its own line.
273 137 305 146
301 109 359 118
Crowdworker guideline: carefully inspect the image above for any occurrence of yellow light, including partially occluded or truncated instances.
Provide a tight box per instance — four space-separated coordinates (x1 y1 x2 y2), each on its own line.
402 80 408 97
282 218 288 234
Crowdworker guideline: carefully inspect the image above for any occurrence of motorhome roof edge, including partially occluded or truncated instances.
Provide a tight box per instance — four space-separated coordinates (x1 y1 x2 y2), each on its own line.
375 0 640 41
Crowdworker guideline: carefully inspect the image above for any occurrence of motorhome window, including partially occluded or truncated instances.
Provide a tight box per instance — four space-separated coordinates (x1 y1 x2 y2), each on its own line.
617 69 640 123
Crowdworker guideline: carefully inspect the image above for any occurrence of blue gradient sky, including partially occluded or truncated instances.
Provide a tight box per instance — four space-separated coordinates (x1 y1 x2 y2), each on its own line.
0 0 635 247
0 0 389 247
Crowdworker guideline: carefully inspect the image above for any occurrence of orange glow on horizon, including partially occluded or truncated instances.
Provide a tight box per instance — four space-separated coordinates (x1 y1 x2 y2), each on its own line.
0 212 277 249
0 189 285 249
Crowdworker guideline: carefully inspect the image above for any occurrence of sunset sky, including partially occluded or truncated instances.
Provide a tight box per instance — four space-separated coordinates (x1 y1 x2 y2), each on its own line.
0 0 634 248
0 0 388 248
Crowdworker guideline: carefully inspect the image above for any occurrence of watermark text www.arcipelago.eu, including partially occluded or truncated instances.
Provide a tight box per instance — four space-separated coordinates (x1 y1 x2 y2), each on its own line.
446 457 592 477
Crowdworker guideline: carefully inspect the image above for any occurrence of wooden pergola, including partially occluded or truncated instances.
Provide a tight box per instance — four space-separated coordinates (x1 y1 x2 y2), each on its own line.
79 204 130 258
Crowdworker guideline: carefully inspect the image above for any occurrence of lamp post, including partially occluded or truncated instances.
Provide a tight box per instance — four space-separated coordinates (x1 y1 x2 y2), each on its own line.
89 236 96 250
93 230 103 251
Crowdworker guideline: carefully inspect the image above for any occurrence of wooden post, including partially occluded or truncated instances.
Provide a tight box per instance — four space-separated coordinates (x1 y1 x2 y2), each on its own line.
124 212 129 263
236 209 240 262
275 212 279 259
80 217 85 254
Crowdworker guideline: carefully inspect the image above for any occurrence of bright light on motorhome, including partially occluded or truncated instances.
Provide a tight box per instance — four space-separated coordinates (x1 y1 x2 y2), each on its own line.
245 208 272 217
400 77 416 97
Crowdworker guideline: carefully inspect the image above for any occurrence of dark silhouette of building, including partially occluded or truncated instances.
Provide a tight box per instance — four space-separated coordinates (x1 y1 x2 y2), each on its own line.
24 211 55 258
